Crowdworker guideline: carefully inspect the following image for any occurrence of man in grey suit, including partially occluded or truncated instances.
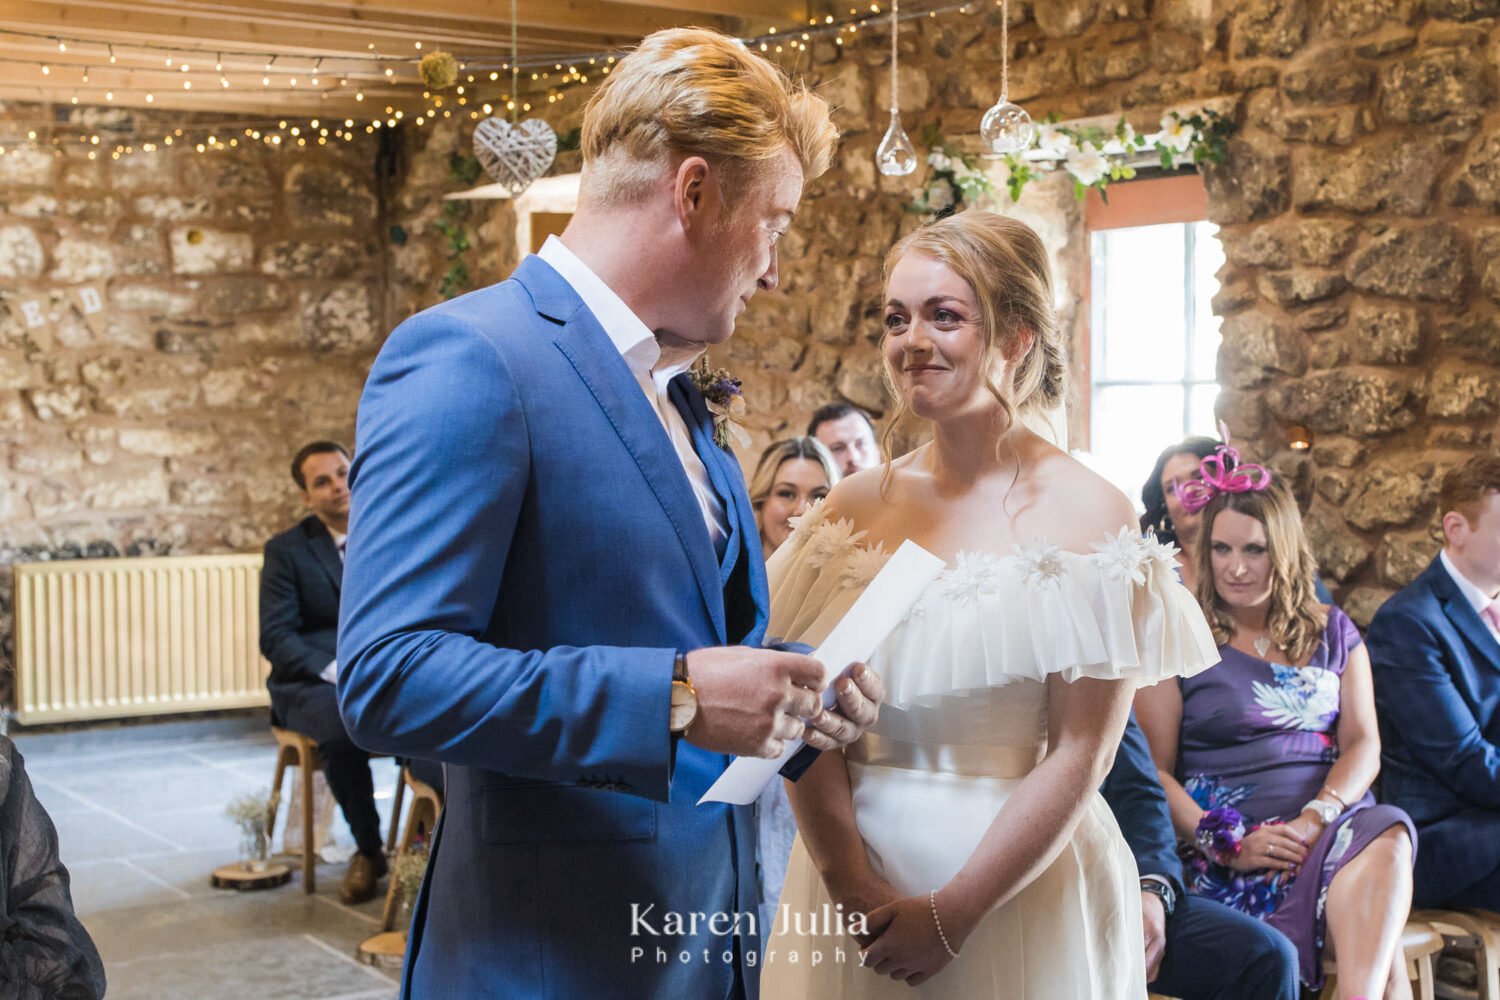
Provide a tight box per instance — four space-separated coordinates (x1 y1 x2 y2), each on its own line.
260 440 386 904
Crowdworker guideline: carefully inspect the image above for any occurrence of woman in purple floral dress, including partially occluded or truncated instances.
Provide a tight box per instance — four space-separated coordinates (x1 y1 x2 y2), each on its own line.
1137 467 1416 998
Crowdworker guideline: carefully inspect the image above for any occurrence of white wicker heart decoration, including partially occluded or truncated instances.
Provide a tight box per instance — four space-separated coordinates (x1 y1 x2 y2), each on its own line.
473 117 557 196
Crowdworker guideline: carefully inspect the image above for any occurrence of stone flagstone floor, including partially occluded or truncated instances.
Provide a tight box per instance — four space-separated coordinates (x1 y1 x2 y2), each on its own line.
13 712 403 1000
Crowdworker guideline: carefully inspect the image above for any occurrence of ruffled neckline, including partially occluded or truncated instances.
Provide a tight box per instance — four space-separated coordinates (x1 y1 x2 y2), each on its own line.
784 499 1184 601
768 499 1221 708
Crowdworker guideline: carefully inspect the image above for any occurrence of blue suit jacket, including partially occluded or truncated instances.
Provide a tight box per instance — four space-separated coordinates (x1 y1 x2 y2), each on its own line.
259 515 343 717
1100 713 1185 899
338 257 772 999
1369 555 1500 897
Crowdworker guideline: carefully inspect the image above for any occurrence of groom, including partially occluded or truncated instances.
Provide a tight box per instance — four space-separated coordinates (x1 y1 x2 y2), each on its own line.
337 27 882 1000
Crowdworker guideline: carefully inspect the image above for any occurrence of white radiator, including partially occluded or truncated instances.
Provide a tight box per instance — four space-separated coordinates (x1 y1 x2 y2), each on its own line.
13 554 271 724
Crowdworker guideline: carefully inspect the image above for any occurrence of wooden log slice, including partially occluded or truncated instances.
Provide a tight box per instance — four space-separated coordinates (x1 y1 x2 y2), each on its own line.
210 861 293 891
357 930 408 969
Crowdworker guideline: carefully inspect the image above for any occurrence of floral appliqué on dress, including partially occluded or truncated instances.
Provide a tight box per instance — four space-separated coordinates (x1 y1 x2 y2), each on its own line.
1014 539 1066 593
804 517 867 570
784 499 828 548
841 543 891 591
938 552 1007 605
1090 527 1150 586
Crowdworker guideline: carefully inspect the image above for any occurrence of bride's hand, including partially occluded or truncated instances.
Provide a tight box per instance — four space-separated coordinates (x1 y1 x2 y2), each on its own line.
827 874 901 947
858 895 957 987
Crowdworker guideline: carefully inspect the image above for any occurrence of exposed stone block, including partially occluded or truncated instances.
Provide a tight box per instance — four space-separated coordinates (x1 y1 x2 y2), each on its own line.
1345 222 1466 302
1350 302 1424 363
1344 459 1436 529
284 163 376 229
169 227 254 275
1267 369 1421 435
1293 137 1437 215
1380 48 1495 123
48 238 115 283
0 224 44 279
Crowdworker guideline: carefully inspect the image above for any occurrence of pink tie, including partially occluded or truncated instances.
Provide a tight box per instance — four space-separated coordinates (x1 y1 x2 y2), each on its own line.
1483 601 1500 633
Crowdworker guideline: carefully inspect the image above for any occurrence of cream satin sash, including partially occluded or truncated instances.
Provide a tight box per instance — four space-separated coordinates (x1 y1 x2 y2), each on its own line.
844 733 1042 779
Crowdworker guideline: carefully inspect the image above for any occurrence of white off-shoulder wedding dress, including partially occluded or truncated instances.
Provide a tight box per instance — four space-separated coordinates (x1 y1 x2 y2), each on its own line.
758 504 1218 1000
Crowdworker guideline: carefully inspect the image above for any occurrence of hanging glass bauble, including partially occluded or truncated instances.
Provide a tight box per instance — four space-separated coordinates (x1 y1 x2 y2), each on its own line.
876 109 917 176
980 98 1035 155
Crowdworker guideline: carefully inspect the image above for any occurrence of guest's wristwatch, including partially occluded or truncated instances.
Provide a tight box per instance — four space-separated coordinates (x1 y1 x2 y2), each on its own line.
670 651 699 737
1304 797 1341 825
1140 878 1176 918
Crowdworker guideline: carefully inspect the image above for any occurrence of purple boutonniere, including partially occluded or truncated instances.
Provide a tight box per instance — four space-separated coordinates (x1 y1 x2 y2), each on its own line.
691 356 750 450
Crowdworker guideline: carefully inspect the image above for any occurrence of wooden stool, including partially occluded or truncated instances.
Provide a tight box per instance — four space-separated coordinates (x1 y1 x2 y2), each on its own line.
1320 919 1445 1000
269 727 322 895
1418 908 1500 1000
357 768 444 968
268 727 401 895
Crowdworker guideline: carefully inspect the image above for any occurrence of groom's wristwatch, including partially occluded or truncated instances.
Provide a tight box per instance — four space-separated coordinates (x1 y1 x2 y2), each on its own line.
1140 878 1176 918
670 651 699 737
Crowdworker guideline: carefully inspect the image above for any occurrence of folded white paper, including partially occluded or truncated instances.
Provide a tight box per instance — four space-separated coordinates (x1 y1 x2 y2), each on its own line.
698 539 946 805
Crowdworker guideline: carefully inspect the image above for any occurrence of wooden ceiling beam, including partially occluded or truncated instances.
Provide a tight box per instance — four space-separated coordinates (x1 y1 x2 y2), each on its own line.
270 0 737 39
594 0 804 23
2 0 726 55
0 88 387 118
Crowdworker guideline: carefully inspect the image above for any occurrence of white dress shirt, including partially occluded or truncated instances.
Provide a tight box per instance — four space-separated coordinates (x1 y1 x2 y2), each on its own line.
537 236 729 554
1440 549 1500 645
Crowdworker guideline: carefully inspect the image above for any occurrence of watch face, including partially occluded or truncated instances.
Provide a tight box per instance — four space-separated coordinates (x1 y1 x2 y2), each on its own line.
670 680 698 732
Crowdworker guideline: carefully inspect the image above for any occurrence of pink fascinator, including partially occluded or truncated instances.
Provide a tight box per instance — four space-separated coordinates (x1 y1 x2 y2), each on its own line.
1175 422 1272 515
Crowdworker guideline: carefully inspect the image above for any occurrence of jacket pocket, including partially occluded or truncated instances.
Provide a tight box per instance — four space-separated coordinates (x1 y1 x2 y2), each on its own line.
482 783 657 844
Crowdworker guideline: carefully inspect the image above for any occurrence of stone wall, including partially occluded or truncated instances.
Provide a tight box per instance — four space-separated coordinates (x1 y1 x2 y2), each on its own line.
0 105 510 694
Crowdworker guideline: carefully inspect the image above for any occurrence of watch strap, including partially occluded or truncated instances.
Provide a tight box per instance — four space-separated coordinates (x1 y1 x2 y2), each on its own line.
1140 877 1176 918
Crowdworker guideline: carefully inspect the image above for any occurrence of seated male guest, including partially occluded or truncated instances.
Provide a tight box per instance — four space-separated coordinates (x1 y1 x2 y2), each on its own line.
807 401 880 477
260 441 387 903
1102 715 1299 1000
1370 454 1500 909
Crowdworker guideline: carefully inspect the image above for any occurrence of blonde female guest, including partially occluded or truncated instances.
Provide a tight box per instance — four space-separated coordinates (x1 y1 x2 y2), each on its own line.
1135 457 1416 1000
751 436 842 561
759 211 1218 999
748 436 841 933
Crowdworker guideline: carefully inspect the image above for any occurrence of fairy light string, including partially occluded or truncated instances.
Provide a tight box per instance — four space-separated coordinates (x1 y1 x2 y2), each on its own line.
0 0 1002 158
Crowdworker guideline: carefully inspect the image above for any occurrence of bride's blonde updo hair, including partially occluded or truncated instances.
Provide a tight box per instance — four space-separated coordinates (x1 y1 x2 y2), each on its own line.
879 211 1066 456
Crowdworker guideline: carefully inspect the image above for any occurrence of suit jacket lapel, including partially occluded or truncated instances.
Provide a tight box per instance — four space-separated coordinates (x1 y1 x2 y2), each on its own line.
519 259 727 643
305 518 343 594
1428 558 1500 667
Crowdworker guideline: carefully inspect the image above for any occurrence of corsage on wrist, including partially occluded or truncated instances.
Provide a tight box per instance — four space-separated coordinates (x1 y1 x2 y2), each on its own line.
1194 805 1246 866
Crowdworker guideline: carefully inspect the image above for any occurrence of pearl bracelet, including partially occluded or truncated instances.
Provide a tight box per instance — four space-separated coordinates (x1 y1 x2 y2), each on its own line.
929 890 958 959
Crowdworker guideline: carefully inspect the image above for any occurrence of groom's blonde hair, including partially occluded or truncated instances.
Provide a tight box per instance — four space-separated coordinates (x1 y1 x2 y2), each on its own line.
579 28 838 207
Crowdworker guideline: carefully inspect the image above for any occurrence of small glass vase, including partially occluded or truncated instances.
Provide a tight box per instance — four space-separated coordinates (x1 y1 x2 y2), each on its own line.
239 827 271 873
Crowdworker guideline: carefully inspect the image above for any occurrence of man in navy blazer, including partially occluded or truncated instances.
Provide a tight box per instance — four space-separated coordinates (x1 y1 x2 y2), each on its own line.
337 29 883 999
1370 454 1500 909
1101 714 1299 1000
260 441 389 904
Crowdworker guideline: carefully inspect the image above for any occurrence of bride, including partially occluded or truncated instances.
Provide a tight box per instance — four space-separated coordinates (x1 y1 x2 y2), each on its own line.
760 211 1217 998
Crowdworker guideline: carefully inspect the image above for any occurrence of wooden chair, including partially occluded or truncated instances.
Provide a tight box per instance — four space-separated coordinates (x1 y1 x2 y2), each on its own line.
1417 908 1500 1000
356 767 445 968
1319 918 1445 1000
379 767 444 932
268 726 400 895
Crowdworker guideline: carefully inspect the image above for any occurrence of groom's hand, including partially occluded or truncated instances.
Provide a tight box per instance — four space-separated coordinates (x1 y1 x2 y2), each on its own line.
684 648 826 758
801 663 884 752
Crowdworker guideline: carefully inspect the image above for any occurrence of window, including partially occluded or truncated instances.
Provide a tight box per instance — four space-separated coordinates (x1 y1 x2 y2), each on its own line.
1082 176 1223 501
